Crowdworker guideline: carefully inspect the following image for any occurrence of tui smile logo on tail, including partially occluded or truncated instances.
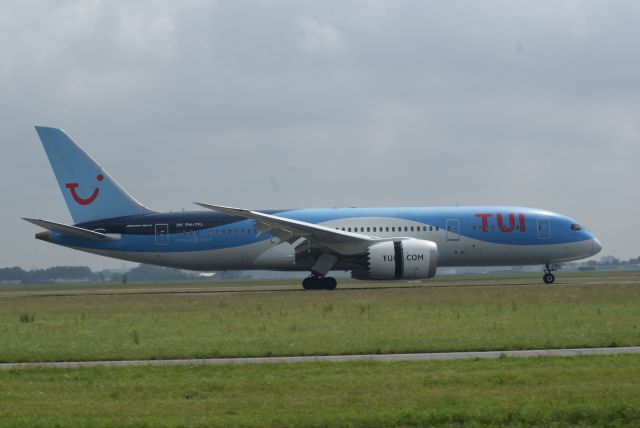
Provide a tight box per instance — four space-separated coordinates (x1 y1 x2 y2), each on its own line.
65 174 104 205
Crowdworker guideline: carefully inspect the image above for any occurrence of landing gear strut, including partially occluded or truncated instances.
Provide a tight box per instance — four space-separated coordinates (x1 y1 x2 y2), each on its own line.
543 263 557 284
302 275 337 290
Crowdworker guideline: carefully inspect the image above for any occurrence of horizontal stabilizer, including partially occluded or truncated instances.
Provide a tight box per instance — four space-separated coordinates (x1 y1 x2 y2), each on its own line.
22 218 119 241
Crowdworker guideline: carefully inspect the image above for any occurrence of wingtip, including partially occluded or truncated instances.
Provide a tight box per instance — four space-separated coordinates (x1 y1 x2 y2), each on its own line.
22 218 46 229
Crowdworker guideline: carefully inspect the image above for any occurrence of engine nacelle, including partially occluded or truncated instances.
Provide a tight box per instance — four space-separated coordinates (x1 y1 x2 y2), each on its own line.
356 239 438 280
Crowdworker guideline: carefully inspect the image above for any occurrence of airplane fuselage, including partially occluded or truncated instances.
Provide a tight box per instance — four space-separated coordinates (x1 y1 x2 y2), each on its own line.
38 206 601 274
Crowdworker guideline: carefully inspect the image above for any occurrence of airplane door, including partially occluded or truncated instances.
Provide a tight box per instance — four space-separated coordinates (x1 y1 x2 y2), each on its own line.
537 218 551 240
155 224 169 245
446 218 460 241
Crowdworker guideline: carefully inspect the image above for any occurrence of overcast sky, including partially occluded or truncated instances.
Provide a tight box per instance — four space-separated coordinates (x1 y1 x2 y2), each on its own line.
1 0 638 270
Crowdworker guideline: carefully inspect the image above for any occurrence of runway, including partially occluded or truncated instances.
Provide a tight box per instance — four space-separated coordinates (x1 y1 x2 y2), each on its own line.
2 346 639 370
2 272 638 299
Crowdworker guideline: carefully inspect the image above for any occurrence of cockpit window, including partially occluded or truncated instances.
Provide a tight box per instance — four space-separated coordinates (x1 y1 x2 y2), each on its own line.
570 224 582 231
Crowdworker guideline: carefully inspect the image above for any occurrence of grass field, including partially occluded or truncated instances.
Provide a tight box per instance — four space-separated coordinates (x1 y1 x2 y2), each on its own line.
0 355 639 427
1 272 639 362
2 272 640 427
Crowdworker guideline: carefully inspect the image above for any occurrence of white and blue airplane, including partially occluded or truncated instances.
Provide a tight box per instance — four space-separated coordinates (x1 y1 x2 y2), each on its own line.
24 127 601 289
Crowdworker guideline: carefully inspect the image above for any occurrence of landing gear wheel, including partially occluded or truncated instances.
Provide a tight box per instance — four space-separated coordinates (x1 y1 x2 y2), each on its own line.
543 263 558 284
302 276 337 290
302 276 317 290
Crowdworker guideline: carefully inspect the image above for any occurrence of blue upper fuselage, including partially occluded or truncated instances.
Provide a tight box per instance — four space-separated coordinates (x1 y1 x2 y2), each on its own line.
49 206 597 253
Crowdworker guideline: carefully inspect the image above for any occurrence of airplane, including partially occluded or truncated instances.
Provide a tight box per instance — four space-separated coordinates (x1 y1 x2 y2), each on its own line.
24 126 602 290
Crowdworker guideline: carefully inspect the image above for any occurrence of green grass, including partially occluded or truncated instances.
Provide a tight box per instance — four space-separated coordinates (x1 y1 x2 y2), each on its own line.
2 273 639 426
0 355 639 427
1 274 639 362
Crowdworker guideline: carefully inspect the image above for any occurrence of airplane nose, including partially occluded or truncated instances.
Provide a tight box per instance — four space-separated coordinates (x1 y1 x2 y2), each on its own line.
591 237 602 255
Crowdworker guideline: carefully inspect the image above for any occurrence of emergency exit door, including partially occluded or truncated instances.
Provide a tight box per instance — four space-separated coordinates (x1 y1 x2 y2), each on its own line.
446 218 460 241
155 224 169 245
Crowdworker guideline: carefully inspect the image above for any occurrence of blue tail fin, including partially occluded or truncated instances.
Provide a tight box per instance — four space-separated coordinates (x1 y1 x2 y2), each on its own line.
35 126 151 224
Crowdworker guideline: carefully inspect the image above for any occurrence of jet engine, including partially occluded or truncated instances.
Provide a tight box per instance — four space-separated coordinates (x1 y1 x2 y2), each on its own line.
353 239 438 280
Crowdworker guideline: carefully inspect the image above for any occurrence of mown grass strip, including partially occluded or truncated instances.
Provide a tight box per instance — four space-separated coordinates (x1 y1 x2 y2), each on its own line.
1 280 639 362
0 355 638 427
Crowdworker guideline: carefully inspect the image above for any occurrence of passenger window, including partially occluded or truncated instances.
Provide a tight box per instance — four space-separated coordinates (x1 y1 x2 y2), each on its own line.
367 227 370 232
373 227 377 232
392 227 396 232
404 226 408 232
410 226 414 231
361 227 364 232
348 227 352 232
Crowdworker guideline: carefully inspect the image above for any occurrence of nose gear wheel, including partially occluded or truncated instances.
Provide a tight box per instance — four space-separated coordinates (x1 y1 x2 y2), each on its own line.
543 263 558 284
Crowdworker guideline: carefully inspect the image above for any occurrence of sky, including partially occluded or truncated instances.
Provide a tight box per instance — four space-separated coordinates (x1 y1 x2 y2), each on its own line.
1 0 638 270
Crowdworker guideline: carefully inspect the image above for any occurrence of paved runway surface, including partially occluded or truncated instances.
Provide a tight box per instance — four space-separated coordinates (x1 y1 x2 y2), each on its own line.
2 346 639 370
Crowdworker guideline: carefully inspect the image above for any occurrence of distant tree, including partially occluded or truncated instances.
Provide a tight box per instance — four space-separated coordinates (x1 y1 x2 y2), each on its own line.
126 264 196 282
28 266 95 282
216 271 249 280
0 267 28 281
600 256 620 265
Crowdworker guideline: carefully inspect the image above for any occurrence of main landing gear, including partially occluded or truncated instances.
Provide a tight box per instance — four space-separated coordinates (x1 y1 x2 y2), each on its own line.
302 275 337 290
543 263 558 284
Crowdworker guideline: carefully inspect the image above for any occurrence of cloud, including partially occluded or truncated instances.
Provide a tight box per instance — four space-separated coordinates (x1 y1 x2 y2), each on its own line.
295 16 346 53
2 0 640 268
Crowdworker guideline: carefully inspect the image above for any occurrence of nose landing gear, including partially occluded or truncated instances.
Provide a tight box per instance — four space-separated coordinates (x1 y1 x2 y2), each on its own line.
302 275 337 290
543 263 559 284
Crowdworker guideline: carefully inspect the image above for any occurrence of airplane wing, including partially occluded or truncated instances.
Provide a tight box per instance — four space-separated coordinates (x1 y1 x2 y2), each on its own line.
195 202 387 255
23 218 119 241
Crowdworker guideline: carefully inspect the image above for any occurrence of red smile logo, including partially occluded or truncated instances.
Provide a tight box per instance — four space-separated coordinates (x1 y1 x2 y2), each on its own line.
66 174 104 205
